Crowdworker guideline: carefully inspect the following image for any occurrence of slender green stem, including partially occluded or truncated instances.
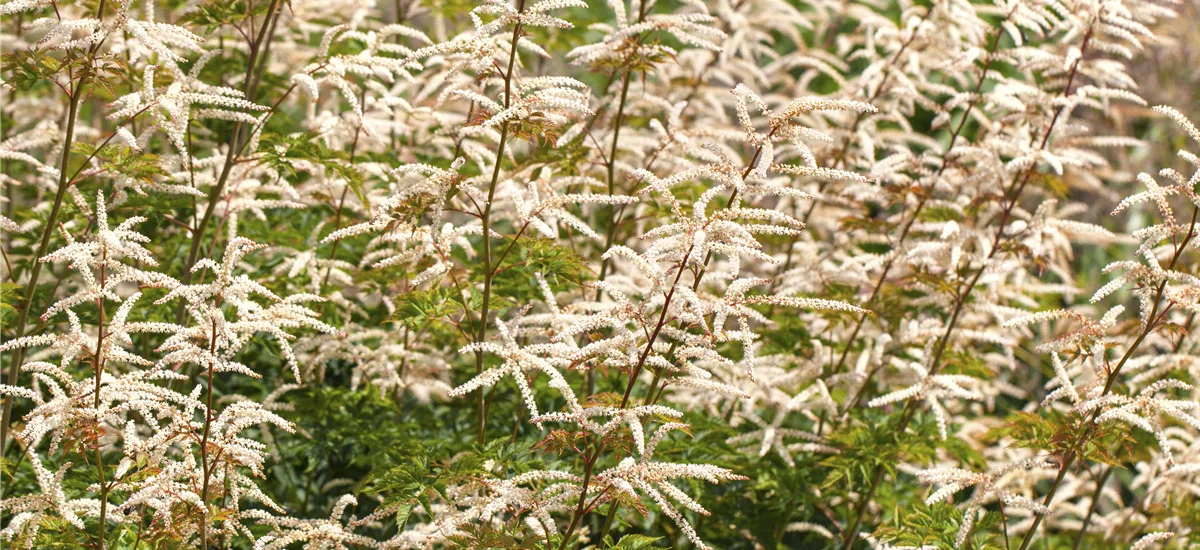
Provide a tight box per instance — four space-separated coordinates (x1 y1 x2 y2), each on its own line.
558 133 770 548
840 20 1098 549
999 503 1011 550
1 79 87 456
596 501 620 547
593 69 634 292
830 17 1009 398
177 0 282 323
199 315 220 550
321 88 368 292
93 248 110 550
1071 466 1113 550
474 0 527 446
1016 204 1196 550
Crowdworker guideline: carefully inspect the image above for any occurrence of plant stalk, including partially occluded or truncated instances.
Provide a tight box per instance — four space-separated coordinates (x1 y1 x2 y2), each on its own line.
474 0 527 446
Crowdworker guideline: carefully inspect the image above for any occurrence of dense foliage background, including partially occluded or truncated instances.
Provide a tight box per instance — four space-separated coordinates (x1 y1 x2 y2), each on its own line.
2 0 1199 548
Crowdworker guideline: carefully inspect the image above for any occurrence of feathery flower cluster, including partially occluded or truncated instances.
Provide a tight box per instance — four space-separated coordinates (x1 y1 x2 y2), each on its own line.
2 0 1199 548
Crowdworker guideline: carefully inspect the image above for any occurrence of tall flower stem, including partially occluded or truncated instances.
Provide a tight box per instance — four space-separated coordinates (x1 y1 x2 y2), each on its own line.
92 247 110 550
177 0 282 323
557 136 770 549
831 18 1010 408
763 1 938 316
2 0 114 453
1015 203 1197 550
590 0 652 292
839 19 1098 549
199 315 221 550
592 69 633 295
321 88 368 292
1071 465 1113 550
1 72 89 456
475 0 527 446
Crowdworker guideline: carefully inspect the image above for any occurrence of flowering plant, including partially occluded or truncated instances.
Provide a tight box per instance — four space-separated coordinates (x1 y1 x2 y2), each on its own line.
2 0 1199 548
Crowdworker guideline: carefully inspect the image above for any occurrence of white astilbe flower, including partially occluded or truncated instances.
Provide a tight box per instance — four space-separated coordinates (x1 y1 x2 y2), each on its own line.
12 191 176 323
246 495 380 549
429 468 579 541
1130 532 1174 550
109 64 268 160
1043 352 1083 405
0 196 195 543
537 403 683 458
473 0 588 35
0 120 59 179
919 459 1057 548
511 168 638 241
3 0 1198 547
868 349 985 440
566 0 725 67
327 159 466 240
785 521 834 541
7 0 202 71
725 409 836 467
156 237 339 382
295 23 433 126
295 326 452 402
450 317 585 427
0 451 98 548
1004 304 1124 355
456 77 593 136
589 424 747 550
1081 379 1200 465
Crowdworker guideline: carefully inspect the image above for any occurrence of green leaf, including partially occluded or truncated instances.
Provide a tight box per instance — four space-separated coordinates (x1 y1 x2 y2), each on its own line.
391 287 467 329
2 48 63 92
0 282 22 327
609 534 665 549
393 501 414 531
486 236 591 304
259 131 370 209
